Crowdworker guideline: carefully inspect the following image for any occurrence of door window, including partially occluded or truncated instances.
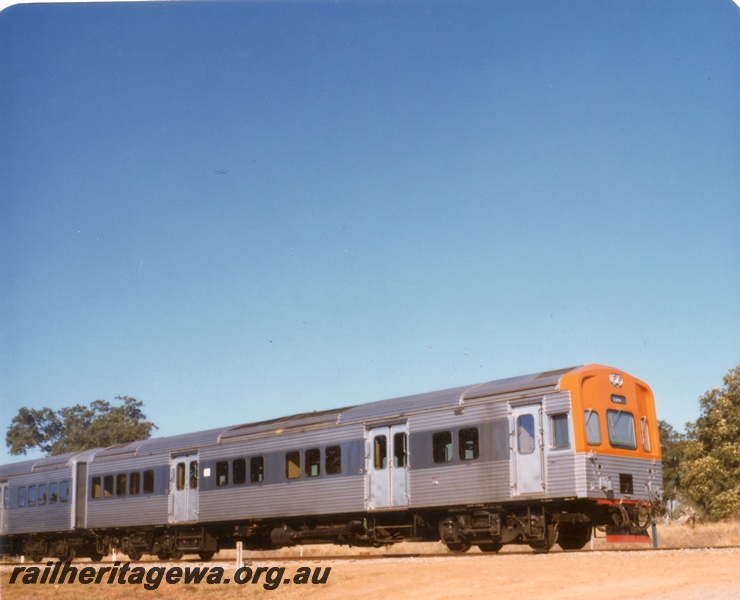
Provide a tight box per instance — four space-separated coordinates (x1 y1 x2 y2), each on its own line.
517 414 535 454
374 435 387 470
189 461 198 489
393 433 407 468
176 463 186 491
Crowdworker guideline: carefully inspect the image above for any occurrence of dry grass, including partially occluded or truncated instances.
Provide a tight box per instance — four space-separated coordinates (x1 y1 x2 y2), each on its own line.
652 519 740 548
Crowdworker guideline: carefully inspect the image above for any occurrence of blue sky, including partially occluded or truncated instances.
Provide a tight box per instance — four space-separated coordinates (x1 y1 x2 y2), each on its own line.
1 1 738 465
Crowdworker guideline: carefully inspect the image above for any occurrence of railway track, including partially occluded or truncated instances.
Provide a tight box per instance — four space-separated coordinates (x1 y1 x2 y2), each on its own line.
2 544 738 568
63 544 740 565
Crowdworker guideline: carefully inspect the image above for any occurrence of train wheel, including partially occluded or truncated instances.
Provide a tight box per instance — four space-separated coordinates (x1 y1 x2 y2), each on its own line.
198 551 215 561
445 540 471 553
88 550 104 562
528 525 558 553
29 552 44 563
170 549 184 560
59 547 76 562
477 543 503 553
127 550 143 561
557 524 591 550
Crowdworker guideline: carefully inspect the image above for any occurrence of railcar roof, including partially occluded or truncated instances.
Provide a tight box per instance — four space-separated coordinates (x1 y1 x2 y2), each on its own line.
88 365 579 458
0 448 99 477
1 366 580 468
95 426 229 458
339 366 576 422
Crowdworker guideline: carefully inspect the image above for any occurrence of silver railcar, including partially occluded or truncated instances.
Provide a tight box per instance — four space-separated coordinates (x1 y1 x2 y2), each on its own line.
0 364 663 561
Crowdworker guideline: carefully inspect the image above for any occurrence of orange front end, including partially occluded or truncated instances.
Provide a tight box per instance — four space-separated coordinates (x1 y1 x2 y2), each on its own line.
560 364 661 461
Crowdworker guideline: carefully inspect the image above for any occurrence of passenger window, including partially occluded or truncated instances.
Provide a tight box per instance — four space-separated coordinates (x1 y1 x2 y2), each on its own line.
394 432 408 468
49 482 58 504
129 472 141 495
250 457 264 483
216 461 229 487
374 435 388 469
38 484 47 505
459 428 479 460
305 448 321 477
432 431 453 463
60 480 69 502
517 415 535 454
286 451 301 479
18 486 26 508
103 475 114 498
550 414 570 449
233 458 247 485
641 417 652 452
92 477 101 499
116 473 127 496
607 410 637 450
28 485 37 506
585 410 602 446
189 461 199 489
325 445 342 475
143 470 154 494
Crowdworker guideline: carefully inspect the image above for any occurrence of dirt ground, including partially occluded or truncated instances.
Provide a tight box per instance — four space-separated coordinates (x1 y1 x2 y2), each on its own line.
2 548 739 599
321 548 740 600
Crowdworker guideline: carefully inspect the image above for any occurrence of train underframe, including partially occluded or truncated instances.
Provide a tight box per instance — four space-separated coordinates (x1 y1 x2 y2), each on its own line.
239 497 655 554
1 497 657 562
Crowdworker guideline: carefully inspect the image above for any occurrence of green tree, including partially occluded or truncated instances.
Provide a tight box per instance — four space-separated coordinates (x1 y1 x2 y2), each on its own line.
681 364 740 521
658 419 687 507
6 396 158 456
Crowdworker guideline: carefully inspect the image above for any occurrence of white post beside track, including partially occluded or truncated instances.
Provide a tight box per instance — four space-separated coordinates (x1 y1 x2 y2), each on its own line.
236 541 243 567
